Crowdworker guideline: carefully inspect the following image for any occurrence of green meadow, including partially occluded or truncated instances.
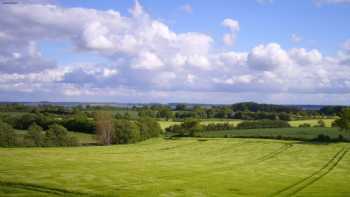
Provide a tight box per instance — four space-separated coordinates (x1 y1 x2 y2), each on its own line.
1 138 349 196
159 119 336 130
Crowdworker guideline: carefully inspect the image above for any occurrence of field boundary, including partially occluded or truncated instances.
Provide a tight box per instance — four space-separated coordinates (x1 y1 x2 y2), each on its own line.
270 146 349 196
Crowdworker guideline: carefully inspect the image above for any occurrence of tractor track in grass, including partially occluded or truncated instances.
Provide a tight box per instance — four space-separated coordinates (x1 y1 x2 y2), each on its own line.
0 181 98 196
270 146 349 197
257 143 293 163
157 141 294 181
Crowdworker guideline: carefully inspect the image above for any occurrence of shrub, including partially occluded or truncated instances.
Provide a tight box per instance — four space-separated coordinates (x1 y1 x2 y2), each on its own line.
236 120 290 129
113 120 140 144
0 120 17 147
317 120 326 127
205 123 235 131
62 113 95 133
166 119 203 137
24 123 45 147
299 123 311 128
313 134 331 142
334 108 350 131
45 124 78 146
137 118 162 140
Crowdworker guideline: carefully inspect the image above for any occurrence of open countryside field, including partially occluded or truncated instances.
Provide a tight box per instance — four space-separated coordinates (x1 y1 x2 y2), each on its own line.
1 138 349 197
159 119 336 130
289 119 336 127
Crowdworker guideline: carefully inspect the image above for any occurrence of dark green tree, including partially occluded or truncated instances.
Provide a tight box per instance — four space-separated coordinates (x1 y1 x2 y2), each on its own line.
0 121 17 147
334 108 350 131
24 123 45 146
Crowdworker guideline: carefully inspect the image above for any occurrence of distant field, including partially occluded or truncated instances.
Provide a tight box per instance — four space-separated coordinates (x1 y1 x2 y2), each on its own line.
200 127 350 140
158 120 181 130
289 118 335 127
158 120 242 130
1 138 349 196
159 119 336 130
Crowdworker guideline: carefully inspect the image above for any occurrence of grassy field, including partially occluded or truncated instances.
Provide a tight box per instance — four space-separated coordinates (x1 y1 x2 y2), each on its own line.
159 119 336 130
0 138 349 196
199 127 350 140
289 119 335 127
158 120 242 130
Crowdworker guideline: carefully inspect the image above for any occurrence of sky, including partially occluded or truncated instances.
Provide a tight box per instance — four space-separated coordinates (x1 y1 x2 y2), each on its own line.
0 0 350 104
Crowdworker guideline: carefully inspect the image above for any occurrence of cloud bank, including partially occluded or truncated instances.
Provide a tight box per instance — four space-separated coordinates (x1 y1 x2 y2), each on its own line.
0 1 350 104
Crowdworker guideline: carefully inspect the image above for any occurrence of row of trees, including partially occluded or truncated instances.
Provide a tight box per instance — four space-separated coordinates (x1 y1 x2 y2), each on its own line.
96 111 162 145
0 121 78 147
236 120 291 129
0 112 95 133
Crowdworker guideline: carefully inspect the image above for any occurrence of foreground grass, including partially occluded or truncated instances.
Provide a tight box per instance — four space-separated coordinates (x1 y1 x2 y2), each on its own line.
1 138 349 196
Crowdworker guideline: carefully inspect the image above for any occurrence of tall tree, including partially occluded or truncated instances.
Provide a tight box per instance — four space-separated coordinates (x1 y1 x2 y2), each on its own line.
95 111 114 145
334 108 350 131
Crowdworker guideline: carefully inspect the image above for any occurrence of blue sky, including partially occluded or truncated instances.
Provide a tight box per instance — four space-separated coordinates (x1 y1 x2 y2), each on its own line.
0 0 350 104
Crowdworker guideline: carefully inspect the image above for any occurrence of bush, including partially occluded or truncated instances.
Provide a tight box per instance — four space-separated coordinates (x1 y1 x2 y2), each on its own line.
45 124 79 146
299 123 311 128
334 108 350 131
137 118 162 140
205 123 235 131
166 119 204 137
62 113 95 133
313 134 331 142
24 123 45 147
317 120 326 128
236 120 290 129
113 120 140 144
0 121 17 147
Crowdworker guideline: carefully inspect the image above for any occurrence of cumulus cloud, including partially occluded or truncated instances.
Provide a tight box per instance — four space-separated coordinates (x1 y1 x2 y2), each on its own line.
221 18 240 46
0 1 350 103
343 39 350 51
247 43 291 71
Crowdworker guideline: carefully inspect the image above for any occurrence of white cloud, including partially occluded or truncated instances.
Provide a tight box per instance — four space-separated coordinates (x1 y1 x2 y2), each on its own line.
289 48 323 65
222 18 240 32
221 18 240 46
180 4 193 14
132 51 164 70
343 39 350 51
1 1 350 104
290 33 303 43
247 43 291 71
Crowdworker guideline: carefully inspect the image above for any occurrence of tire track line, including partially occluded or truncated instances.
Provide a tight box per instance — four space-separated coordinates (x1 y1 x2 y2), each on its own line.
257 143 293 163
270 147 348 197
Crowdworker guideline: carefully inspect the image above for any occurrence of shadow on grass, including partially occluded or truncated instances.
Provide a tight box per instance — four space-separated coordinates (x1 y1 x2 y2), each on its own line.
0 181 101 196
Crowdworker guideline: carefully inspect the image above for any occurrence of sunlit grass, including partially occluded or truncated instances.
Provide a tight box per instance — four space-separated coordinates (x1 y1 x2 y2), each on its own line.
1 138 349 196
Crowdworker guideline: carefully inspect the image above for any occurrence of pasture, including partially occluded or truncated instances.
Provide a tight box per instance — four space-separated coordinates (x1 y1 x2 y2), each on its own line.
289 119 335 127
159 119 336 130
0 138 349 196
